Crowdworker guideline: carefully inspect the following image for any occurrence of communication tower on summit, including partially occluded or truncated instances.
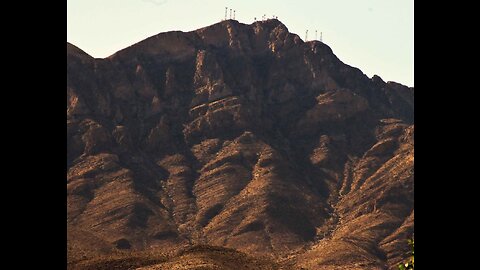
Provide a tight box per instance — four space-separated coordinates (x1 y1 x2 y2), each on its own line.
305 30 308 41
230 9 232 19
234 10 236 20
225 7 227 20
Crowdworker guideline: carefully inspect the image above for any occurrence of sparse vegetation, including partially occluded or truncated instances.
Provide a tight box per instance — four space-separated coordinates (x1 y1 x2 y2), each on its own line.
67 250 169 270
398 236 414 270
67 245 280 270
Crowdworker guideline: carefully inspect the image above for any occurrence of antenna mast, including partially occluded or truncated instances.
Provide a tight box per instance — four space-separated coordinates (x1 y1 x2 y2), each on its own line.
234 10 236 20
305 30 308 41
230 9 232 19
320 32 323 42
225 7 227 21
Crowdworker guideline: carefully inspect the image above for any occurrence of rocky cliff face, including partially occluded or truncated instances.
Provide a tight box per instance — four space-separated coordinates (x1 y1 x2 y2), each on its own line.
67 19 413 270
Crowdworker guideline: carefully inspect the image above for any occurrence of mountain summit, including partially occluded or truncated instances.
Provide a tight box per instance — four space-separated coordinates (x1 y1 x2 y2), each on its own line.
67 19 413 270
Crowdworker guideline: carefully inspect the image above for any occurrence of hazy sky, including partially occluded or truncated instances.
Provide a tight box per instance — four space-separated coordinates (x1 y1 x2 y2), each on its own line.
67 0 413 87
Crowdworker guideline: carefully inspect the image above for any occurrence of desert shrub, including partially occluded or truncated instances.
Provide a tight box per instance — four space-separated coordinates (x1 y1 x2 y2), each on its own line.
398 236 414 270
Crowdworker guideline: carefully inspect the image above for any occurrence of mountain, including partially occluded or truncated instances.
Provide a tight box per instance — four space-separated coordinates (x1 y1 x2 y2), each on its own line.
67 19 413 270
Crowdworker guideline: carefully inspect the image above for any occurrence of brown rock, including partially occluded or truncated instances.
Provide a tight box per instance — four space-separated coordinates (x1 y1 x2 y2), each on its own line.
67 19 413 270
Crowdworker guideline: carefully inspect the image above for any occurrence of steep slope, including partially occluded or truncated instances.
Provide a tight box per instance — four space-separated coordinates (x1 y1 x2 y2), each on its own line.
67 19 413 269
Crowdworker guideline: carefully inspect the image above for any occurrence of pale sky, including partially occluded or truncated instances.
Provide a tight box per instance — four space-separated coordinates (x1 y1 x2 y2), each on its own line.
67 0 413 87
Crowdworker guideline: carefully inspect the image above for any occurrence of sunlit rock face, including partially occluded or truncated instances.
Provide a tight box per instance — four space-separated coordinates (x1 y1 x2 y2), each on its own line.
67 19 413 270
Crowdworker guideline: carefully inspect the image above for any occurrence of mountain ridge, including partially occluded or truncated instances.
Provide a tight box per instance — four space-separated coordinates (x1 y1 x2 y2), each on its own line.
67 19 413 270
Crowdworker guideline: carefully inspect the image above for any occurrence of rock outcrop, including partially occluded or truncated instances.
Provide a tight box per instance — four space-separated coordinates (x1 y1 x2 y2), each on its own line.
67 19 413 270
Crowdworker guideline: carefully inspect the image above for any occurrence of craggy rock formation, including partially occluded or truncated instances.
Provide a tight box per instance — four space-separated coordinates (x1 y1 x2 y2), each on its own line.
67 19 413 270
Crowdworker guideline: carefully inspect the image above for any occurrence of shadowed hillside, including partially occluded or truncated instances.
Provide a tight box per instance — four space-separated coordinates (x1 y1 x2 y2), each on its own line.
67 19 413 270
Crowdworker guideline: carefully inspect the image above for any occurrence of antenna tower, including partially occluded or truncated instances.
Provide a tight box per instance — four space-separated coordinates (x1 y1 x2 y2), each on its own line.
225 7 227 20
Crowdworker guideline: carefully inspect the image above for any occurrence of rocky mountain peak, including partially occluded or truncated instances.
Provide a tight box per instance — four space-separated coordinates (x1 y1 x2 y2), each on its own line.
67 19 413 270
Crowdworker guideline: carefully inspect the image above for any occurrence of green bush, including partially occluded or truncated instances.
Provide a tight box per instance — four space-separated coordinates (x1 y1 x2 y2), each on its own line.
398 236 414 270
